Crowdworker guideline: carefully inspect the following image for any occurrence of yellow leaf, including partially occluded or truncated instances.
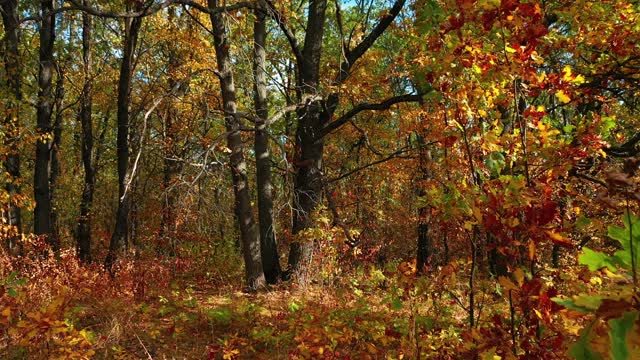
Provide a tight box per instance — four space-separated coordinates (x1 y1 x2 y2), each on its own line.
534 309 543 319
562 65 573 82
546 230 572 245
513 268 525 286
506 217 520 228
555 90 571 104
528 240 536 261
472 206 483 222
481 346 502 360
498 276 518 291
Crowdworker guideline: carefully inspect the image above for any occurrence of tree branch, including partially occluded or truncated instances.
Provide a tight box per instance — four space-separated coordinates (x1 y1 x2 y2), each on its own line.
319 93 423 139
263 0 303 68
21 0 253 22
605 132 640 157
328 146 414 183
336 0 406 84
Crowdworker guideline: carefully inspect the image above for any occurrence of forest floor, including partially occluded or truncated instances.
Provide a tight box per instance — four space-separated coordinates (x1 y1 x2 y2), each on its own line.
1 250 593 359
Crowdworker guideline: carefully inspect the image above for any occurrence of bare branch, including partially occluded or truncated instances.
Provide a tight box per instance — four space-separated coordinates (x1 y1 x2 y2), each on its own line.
319 93 423 139
21 0 254 22
328 146 415 183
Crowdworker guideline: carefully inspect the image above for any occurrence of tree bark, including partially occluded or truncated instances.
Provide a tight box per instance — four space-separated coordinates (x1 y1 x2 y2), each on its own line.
105 12 143 270
1 0 22 252
286 0 328 278
416 137 432 273
159 108 180 256
285 0 410 276
76 1 95 262
208 0 266 291
253 3 281 284
49 65 65 252
34 0 57 249
158 11 182 257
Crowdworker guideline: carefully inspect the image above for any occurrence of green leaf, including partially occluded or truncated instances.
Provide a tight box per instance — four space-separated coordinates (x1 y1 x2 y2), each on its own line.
288 301 301 312
572 294 603 311
206 307 232 324
608 224 629 247
569 323 602 360
605 211 640 270
552 297 594 313
569 335 603 360
390 296 403 310
579 247 618 271
609 311 639 360
485 151 505 177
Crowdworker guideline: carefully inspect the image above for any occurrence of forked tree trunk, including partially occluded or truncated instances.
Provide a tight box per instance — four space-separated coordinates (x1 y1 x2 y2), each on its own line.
1 0 23 252
286 0 328 278
253 4 281 284
284 0 410 277
209 0 266 291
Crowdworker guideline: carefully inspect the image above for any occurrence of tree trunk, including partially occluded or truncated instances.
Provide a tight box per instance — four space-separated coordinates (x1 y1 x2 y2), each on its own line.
1 0 22 252
76 1 95 263
208 0 266 291
158 9 183 257
284 0 409 277
159 108 180 256
34 0 56 248
49 66 65 252
416 136 432 273
488 233 508 277
253 4 281 284
105 13 143 270
286 0 328 278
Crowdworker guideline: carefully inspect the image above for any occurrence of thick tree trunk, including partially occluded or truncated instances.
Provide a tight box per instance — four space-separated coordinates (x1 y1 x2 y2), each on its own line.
284 0 408 277
286 0 328 277
1 0 22 252
105 14 143 270
209 0 266 291
34 0 56 248
253 5 281 284
76 2 95 263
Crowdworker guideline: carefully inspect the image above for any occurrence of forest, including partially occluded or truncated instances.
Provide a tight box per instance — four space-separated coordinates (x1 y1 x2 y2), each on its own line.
1 0 639 358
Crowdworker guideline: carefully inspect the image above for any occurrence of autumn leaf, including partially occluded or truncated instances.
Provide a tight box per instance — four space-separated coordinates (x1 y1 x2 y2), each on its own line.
546 231 572 246
555 90 571 104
